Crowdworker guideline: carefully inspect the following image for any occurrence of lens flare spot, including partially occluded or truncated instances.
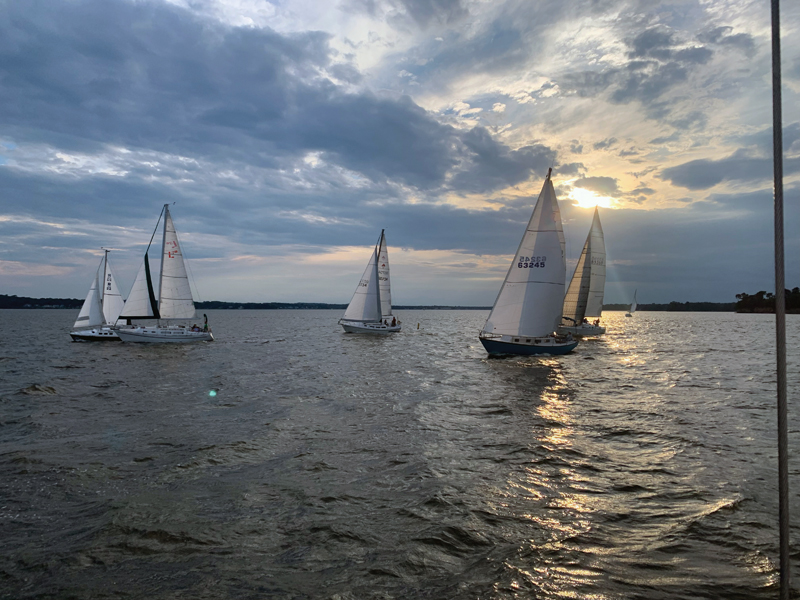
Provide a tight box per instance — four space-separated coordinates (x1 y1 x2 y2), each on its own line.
209 390 217 397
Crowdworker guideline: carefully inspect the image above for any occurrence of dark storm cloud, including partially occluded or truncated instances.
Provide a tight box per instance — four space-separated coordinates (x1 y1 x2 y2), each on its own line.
447 127 554 193
659 150 800 190
559 25 722 109
697 26 755 56
0 0 541 197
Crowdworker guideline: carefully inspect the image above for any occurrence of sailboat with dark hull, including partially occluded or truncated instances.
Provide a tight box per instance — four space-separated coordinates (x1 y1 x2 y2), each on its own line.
479 169 578 355
115 205 213 343
70 249 125 341
558 206 606 337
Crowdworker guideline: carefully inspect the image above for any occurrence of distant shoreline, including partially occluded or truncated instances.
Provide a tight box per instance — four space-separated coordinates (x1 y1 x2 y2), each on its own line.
1 294 740 311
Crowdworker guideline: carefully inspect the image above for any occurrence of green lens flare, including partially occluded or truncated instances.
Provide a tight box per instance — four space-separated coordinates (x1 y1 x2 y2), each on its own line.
209 390 217 397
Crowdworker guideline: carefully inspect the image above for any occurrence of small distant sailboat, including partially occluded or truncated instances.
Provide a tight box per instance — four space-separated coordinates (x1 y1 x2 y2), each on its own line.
115 204 213 343
625 289 637 317
339 230 400 334
558 206 607 337
479 169 578 355
70 249 125 341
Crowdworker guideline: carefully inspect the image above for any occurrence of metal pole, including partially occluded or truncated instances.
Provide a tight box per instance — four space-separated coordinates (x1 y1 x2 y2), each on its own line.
771 0 789 597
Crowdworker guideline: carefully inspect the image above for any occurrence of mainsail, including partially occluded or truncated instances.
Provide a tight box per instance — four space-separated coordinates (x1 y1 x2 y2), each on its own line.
377 230 392 319
158 207 195 319
563 206 606 322
630 290 638 314
482 171 566 338
341 247 382 323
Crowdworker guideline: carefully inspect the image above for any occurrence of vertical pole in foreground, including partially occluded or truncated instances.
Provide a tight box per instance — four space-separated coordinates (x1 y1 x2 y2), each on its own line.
771 0 789 598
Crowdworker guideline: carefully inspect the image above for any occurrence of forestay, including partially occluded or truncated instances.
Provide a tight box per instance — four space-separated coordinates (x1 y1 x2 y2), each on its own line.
482 175 566 338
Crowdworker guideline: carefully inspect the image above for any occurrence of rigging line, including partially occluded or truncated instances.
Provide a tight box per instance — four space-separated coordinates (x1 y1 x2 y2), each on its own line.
144 205 166 255
770 0 790 597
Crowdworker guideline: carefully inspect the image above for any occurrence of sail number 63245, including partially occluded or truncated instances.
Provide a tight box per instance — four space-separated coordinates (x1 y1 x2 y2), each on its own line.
518 256 546 268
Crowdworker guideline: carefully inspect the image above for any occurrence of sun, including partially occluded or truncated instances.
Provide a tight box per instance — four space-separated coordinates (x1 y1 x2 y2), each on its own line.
569 187 616 209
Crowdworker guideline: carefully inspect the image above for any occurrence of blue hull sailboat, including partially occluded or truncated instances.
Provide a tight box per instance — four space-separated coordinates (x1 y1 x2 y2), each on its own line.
479 169 577 355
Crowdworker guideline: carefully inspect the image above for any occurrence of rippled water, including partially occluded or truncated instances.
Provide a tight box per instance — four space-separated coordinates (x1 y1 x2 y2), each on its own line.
2 309 800 599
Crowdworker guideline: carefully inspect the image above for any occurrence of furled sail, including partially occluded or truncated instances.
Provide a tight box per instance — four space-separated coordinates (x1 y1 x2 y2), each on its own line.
342 247 382 323
482 172 566 338
158 206 196 320
377 230 392 319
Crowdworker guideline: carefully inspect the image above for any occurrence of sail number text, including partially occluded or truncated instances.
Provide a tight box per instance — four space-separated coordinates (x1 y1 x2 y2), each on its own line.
518 256 546 268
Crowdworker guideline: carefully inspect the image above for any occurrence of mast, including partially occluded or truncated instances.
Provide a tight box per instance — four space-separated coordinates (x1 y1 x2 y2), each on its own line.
771 0 789 596
158 204 169 317
100 248 109 311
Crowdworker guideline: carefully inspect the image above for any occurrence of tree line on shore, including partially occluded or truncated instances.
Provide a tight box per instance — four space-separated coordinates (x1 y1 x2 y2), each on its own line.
734 289 800 313
2 293 796 313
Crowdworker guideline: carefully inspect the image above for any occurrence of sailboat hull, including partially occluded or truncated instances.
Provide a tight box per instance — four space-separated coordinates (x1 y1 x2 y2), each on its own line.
70 328 121 342
557 323 606 337
340 321 401 334
480 335 578 356
115 327 213 343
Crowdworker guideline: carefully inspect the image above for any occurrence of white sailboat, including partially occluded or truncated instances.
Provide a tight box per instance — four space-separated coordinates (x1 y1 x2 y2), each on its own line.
479 169 578 355
339 230 400 334
70 249 126 341
625 289 637 317
558 206 607 337
115 205 213 343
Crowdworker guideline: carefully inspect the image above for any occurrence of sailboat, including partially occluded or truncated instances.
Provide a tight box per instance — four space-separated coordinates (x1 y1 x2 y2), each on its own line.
479 169 578 355
625 289 637 317
339 230 400 334
558 206 606 337
70 249 125 341
115 204 213 343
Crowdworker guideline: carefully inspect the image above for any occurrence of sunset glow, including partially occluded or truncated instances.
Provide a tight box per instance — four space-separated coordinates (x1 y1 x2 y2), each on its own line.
569 188 616 209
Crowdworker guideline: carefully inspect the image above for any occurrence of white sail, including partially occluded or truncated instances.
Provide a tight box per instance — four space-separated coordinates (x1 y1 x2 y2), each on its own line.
482 174 567 338
562 239 591 323
563 206 606 321
585 208 606 317
158 207 196 320
101 256 126 325
119 258 157 319
73 260 103 328
377 230 392 318
630 290 638 314
342 247 382 323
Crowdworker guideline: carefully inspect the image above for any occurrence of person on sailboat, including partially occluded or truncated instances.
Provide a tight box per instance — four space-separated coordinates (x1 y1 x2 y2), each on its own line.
391 316 396 326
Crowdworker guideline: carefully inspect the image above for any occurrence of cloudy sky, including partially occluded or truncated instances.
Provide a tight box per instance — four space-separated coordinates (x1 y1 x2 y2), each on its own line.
1 0 799 305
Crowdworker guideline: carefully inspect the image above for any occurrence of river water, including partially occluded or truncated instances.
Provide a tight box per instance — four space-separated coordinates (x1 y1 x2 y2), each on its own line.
1 309 799 599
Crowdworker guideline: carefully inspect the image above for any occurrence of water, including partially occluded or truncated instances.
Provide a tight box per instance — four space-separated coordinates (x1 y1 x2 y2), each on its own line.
1 309 799 599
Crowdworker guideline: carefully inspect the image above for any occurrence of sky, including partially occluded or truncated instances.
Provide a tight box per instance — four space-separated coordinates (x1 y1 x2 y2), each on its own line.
1 0 799 306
